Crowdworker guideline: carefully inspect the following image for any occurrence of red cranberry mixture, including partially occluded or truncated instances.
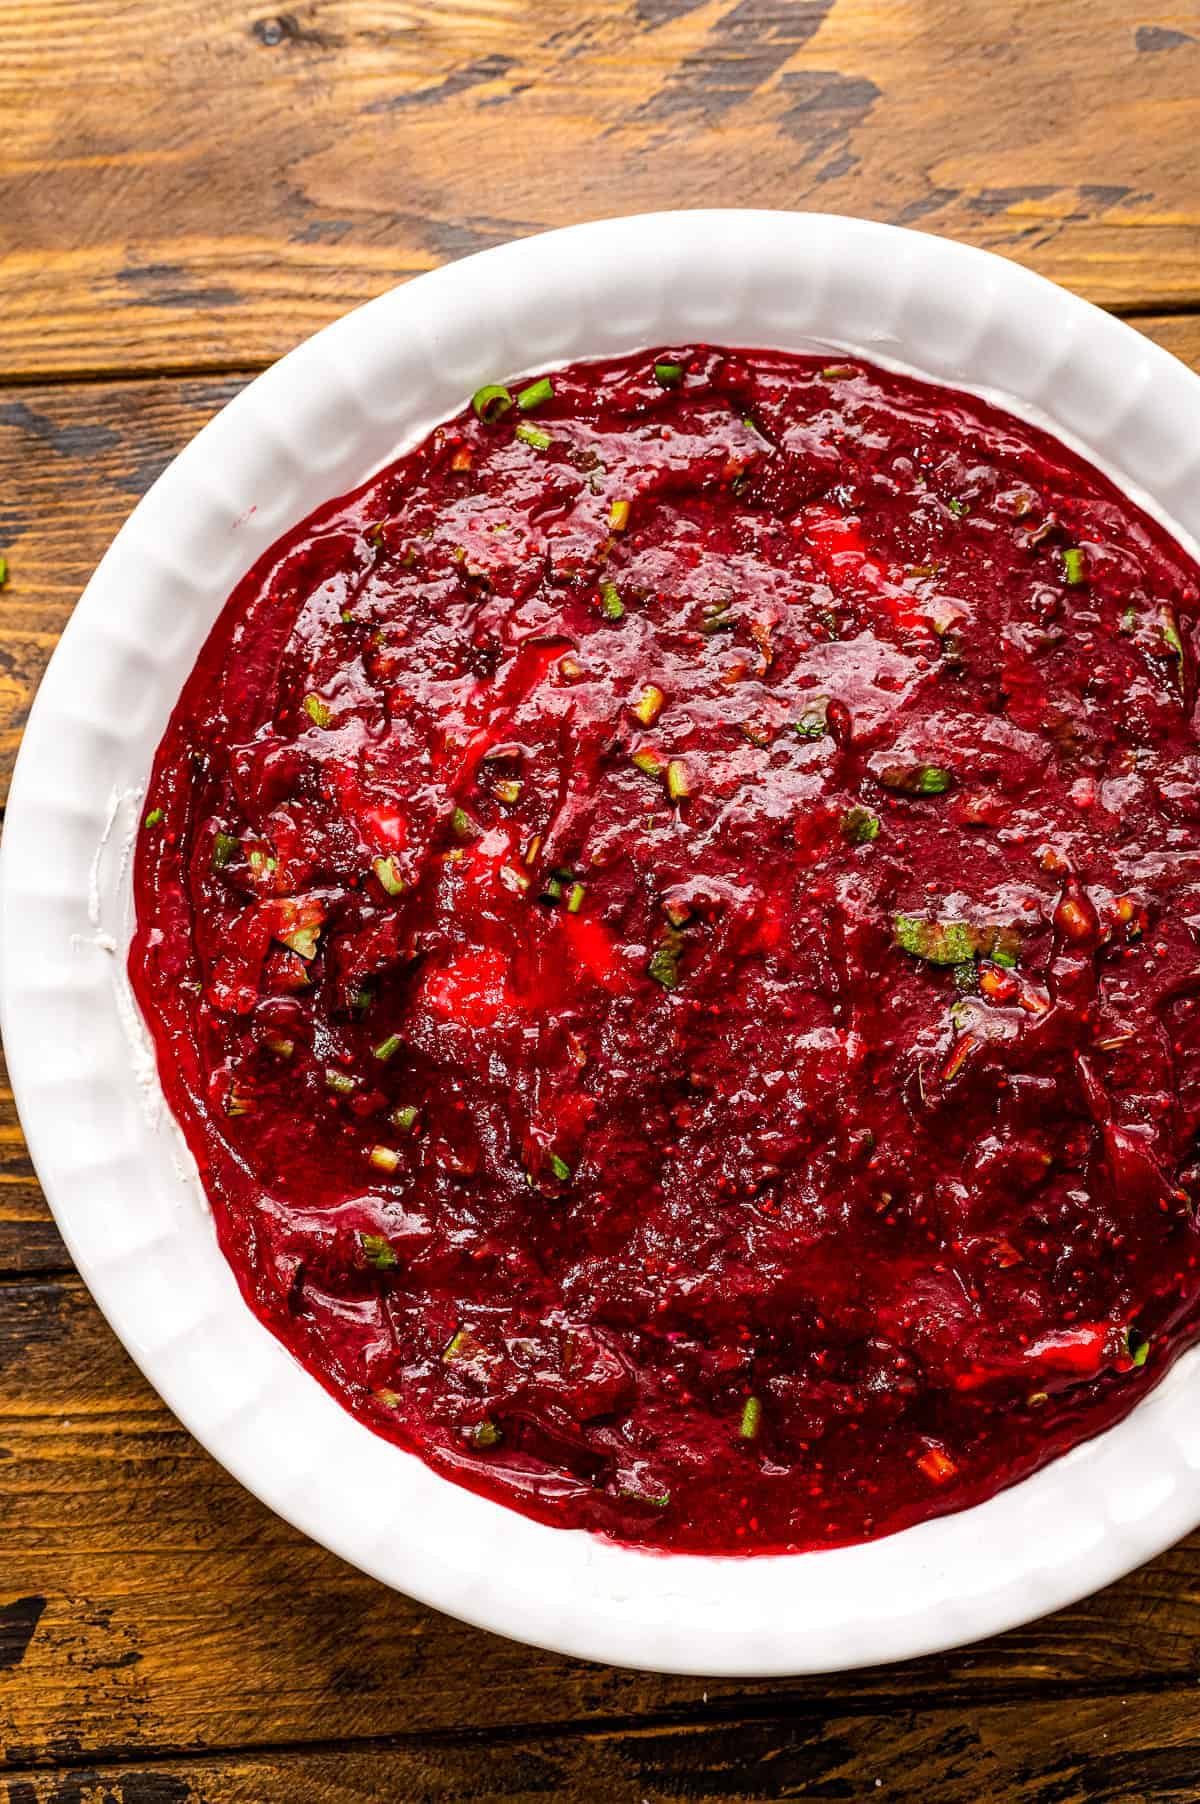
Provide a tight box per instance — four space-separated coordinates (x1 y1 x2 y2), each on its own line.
131 347 1200 1552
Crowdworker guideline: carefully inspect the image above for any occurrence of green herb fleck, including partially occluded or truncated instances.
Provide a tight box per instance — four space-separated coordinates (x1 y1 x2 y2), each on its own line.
1159 607 1186 687
893 916 1021 967
947 497 970 518
609 497 631 531
211 831 239 869
1062 547 1086 586
666 758 690 801
1125 1326 1151 1367
143 807 164 828
549 1151 572 1182
325 1067 359 1095
493 777 522 804
391 1104 420 1133
633 684 664 725
373 855 406 897
795 699 829 741
360 1231 398 1270
368 1144 400 1173
471 1418 502 1449
654 360 683 386
599 581 625 621
879 762 953 796
303 692 332 728
451 805 481 840
842 805 880 845
373 1033 402 1062
566 881 586 914
739 1395 762 1441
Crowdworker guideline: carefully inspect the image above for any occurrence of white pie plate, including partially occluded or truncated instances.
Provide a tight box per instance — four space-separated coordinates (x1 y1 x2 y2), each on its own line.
4 210 1200 1678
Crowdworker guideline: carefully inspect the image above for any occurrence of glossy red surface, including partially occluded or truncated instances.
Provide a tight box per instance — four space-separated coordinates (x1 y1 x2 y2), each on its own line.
131 347 1200 1553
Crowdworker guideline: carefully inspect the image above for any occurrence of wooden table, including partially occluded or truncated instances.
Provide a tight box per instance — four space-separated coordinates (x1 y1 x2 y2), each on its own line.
3 3 1200 1797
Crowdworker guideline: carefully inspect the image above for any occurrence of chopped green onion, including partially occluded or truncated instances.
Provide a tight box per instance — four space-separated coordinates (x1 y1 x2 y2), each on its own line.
493 777 522 804
248 848 277 878
663 897 692 928
470 1418 501 1449
633 684 664 725
821 364 856 379
0 556 8 586
842 805 880 845
666 759 690 801
211 831 240 869
566 882 585 914
325 1067 358 1094
373 855 406 896
1125 1326 1150 1367
143 807 164 827
794 700 829 741
373 1033 402 1062
303 692 332 728
349 985 375 1016
609 498 631 531
451 805 480 840
739 1395 762 1440
541 875 564 904
471 384 513 423
654 361 683 386
368 1144 400 1173
599 581 625 621
225 1083 254 1117
280 923 321 960
893 916 1020 967
391 1104 420 1133
516 376 554 412
648 925 684 991
264 1033 295 1059
947 497 970 518
632 745 664 776
515 421 551 451
879 762 953 796
360 1231 398 1270
444 1326 486 1365
549 1151 572 1182
1062 547 1086 585
1118 605 1138 635
1160 607 1185 686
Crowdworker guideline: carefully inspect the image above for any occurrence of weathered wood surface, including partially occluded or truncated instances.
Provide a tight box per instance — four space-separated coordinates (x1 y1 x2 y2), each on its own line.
2 0 1200 379
4 1687 1200 1804
5 1 1200 1794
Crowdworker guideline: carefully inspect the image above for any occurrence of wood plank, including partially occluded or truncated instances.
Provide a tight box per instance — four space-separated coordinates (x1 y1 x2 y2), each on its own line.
2 1 1200 378
4 1687 1200 1802
5 1273 1200 1767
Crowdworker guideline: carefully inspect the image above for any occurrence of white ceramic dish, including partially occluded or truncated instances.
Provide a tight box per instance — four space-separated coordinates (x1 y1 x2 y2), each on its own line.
5 210 1200 1678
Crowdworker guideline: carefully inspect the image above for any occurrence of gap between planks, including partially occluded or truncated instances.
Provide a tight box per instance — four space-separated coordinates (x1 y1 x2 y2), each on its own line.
0 1675 1197 1783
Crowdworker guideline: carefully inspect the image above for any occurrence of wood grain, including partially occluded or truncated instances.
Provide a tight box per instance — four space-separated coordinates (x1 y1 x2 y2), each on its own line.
4 1686 1200 1803
2 0 1200 378
5 1272 1200 1775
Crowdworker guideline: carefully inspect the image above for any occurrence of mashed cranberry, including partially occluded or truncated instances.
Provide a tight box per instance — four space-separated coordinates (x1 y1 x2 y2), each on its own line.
131 347 1200 1552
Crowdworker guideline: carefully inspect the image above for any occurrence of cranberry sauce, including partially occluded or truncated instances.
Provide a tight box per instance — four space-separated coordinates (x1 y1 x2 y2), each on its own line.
130 347 1200 1553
